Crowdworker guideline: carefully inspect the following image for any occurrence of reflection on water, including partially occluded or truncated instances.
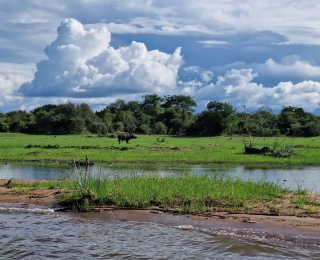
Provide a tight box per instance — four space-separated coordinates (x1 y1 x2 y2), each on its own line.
0 162 320 192
1 209 320 259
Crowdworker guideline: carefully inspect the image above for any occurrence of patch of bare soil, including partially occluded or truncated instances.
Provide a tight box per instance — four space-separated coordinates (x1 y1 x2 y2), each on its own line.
1 179 320 232
0 179 62 206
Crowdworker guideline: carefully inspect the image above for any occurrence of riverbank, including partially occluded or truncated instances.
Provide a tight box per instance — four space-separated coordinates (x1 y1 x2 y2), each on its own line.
1 179 320 233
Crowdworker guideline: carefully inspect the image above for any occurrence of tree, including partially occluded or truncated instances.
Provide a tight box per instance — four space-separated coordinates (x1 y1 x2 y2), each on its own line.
6 110 31 133
192 101 236 136
126 101 142 116
162 95 197 113
251 106 278 136
277 106 318 136
160 107 195 134
153 122 167 134
96 108 115 133
141 94 164 118
108 99 127 114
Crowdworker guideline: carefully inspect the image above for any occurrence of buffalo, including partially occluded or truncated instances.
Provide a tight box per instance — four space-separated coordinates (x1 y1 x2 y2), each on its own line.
118 133 137 144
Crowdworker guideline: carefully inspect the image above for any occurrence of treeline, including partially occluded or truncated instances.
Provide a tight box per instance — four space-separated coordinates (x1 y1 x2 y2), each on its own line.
0 94 320 137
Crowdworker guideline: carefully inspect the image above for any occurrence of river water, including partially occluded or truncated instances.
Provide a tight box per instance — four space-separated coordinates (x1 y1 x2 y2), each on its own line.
0 162 320 192
1 163 320 258
1 204 320 259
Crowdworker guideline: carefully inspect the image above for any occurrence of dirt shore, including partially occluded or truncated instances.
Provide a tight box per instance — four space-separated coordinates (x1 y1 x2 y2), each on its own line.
1 179 320 233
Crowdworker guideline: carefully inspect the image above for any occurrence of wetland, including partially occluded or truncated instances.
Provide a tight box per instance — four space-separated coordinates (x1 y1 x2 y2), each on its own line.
1 133 320 258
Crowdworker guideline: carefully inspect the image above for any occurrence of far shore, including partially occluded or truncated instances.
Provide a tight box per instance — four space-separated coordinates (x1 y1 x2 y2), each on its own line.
2 179 320 234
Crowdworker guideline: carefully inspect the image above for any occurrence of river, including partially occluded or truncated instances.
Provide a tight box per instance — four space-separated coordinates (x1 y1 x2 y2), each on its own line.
1 163 320 258
0 162 320 192
1 204 320 259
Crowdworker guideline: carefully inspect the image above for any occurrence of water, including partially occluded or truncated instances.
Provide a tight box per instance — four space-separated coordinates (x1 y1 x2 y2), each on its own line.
0 163 320 192
1 207 320 259
1 164 320 258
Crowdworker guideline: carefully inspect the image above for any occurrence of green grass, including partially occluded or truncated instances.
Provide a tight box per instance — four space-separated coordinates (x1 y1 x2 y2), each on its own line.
65 170 288 213
3 173 287 213
1 133 320 165
5 179 76 190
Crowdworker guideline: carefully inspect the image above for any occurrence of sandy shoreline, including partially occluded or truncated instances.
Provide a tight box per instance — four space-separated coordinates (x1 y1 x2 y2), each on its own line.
1 179 320 234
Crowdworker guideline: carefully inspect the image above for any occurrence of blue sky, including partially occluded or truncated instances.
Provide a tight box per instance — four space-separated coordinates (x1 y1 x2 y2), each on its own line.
1 0 320 114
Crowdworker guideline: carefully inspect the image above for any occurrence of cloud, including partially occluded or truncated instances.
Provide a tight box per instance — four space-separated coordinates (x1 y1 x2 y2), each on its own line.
209 55 320 83
197 40 230 47
261 56 320 78
200 71 214 83
1 2 320 114
193 68 320 112
19 18 183 98
0 62 35 107
88 1 320 45
183 66 200 73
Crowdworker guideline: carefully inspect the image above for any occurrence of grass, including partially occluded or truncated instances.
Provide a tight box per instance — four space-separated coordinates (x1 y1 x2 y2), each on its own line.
5 179 76 190
65 168 289 213
1 172 289 213
2 133 320 215
1 133 320 165
3 165 320 215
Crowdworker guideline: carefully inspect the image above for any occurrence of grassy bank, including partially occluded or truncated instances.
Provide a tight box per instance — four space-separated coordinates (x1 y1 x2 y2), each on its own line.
3 173 320 216
1 133 320 165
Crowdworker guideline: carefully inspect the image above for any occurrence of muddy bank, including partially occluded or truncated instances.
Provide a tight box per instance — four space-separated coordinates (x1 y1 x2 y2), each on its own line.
0 179 62 206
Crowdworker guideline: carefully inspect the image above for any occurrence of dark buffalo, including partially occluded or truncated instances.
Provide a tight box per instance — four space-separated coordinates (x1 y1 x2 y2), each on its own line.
118 133 137 144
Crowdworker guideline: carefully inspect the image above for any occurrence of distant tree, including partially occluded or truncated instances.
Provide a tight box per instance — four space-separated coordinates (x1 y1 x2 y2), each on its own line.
159 107 195 134
96 108 115 133
6 110 30 133
153 122 167 135
277 106 318 136
126 101 142 116
113 122 124 132
251 106 279 136
108 99 127 114
192 101 236 136
141 93 164 119
162 95 197 113
0 118 10 132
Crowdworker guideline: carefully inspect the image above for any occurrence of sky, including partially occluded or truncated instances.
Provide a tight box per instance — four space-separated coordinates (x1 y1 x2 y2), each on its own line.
1 0 320 114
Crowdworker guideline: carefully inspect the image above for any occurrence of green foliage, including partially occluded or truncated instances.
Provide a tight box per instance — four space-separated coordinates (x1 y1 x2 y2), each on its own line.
159 107 195 134
153 122 167 135
162 95 197 113
192 100 236 136
1 95 320 138
278 106 319 136
69 171 288 213
156 137 166 143
141 93 164 118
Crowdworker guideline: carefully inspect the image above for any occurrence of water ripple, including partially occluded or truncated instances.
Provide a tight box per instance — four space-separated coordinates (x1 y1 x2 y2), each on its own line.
1 211 320 259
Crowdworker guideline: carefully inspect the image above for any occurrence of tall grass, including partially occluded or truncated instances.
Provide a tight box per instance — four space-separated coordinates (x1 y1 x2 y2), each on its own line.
70 167 288 213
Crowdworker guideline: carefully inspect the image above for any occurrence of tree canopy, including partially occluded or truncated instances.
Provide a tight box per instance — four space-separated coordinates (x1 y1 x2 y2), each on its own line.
1 95 320 137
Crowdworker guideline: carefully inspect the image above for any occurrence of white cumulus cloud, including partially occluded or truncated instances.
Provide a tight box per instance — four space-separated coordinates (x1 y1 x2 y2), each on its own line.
200 71 214 83
194 68 320 112
0 62 36 107
210 55 320 82
19 18 183 98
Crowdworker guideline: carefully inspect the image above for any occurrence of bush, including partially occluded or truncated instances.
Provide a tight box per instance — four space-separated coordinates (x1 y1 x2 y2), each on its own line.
153 122 167 135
